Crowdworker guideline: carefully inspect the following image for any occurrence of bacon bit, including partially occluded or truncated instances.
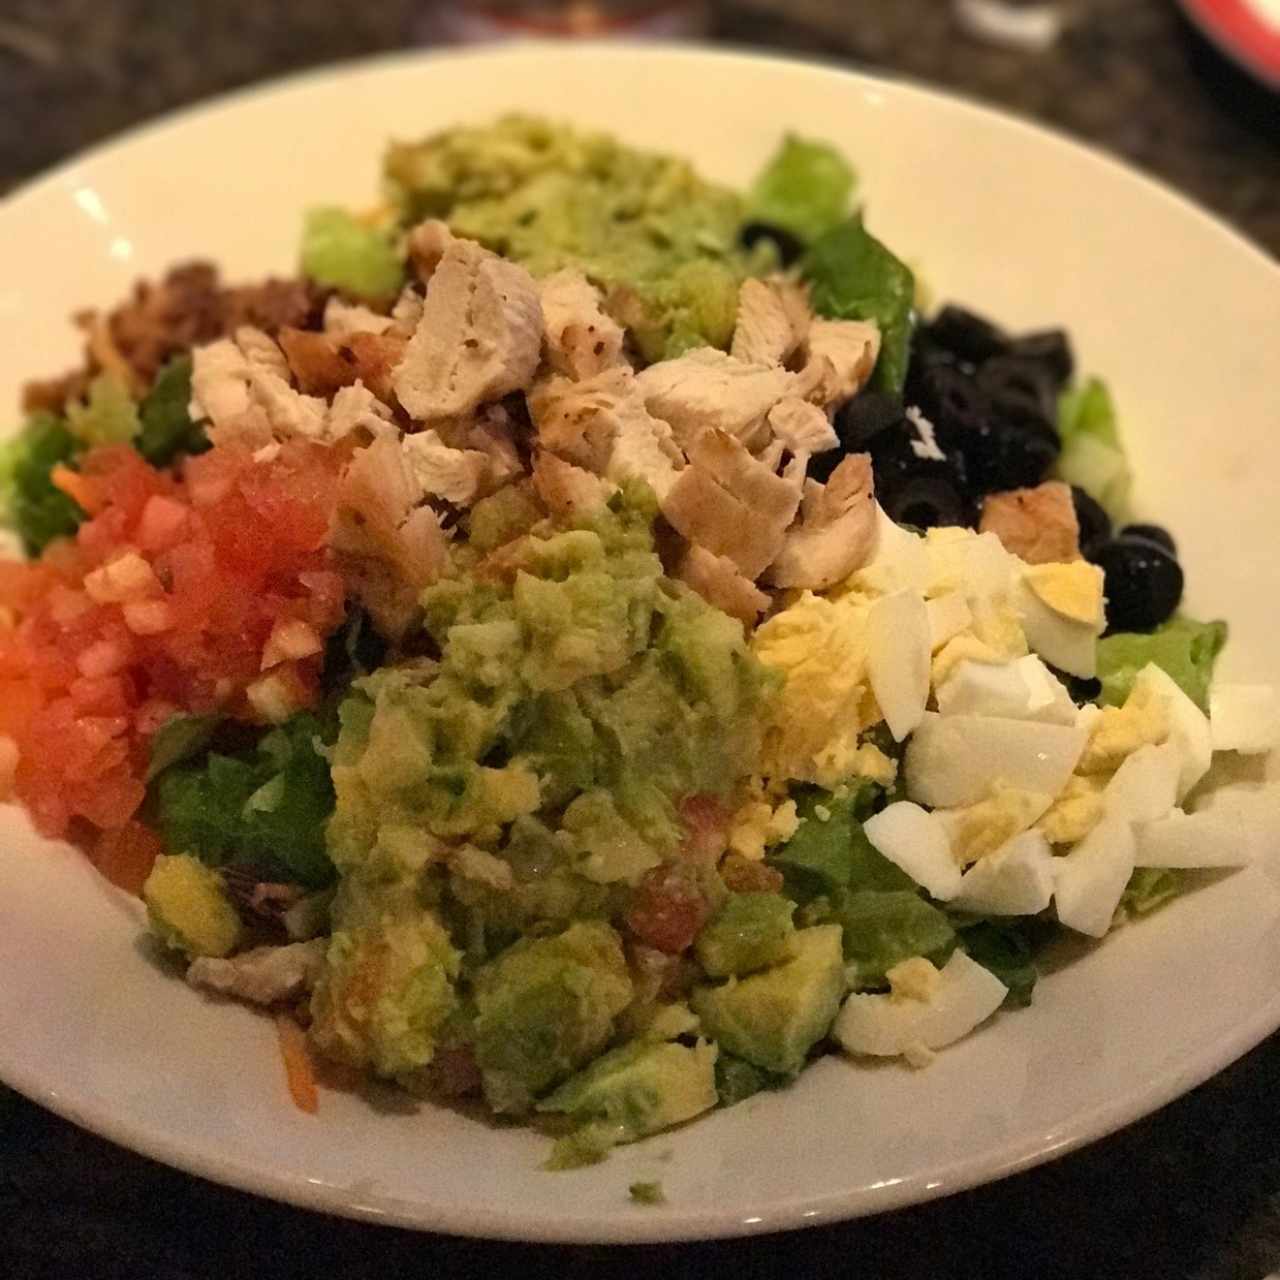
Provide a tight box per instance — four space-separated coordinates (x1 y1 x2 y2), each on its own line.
625 863 713 955
276 1012 320 1115
50 464 101 516
680 793 729 863
720 852 785 895
89 819 164 897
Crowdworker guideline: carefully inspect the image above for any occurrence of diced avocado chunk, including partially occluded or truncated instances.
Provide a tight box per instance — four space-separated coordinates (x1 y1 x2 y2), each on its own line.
694 892 797 978
538 1038 718 1165
714 1051 787 1108
308 874 461 1079
690 924 846 1077
831 889 955 989
143 854 243 959
471 921 633 1114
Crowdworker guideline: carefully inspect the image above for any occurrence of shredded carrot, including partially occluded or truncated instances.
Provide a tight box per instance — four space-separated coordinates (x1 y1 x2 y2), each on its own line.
275 1013 319 1115
49 464 98 515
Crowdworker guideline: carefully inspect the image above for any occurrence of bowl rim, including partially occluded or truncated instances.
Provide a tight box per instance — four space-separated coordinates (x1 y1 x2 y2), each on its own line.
1 39 1278 1244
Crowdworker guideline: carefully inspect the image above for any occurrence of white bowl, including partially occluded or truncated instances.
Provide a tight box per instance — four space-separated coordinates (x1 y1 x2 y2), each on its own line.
0 44 1277 1244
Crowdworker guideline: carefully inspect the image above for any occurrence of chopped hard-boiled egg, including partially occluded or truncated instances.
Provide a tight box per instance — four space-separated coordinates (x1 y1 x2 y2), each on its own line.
1102 742 1181 826
924 527 1016 605
834 951 1008 1060
1052 816 1136 937
926 592 973 652
866 590 931 742
1037 773 1107 845
1129 663 1212 800
1209 684 1280 755
840 503 931 598
935 784 1054 865
1133 809 1258 869
903 713 1087 809
949 829 1056 916
886 956 942 1003
935 654 1075 725
1012 560 1105 680
863 801 961 900
1077 686 1169 775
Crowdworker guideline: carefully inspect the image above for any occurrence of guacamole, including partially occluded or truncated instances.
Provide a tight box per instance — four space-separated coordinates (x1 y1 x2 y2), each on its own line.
384 114 758 361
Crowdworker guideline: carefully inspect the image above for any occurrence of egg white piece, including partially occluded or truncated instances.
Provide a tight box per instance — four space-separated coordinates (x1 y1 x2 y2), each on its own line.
863 801 961 900
949 829 1056 915
860 504 932 594
925 529 1014 606
867 590 931 742
1013 576 1099 679
926 592 973 651
1130 664 1212 800
834 951 1008 1059
1103 742 1181 825
903 713 1088 808
1053 816 1136 937
1209 684 1280 755
935 654 1075 725
1134 809 1260 869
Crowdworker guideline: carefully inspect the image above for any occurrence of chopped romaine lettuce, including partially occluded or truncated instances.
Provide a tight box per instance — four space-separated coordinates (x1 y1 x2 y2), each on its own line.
145 714 224 782
746 135 856 246
1054 377 1131 520
300 206 404 301
768 783 905 899
831 889 955 990
65 374 140 447
152 711 337 887
956 919 1045 1008
1121 867 1187 917
1096 616 1227 712
137 356 207 465
0 412 86 554
713 1052 786 1107
803 216 915 395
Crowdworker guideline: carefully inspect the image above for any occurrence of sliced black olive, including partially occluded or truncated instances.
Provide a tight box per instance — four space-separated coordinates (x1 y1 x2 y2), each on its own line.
1072 487 1113 561
1094 537 1184 633
1119 523 1177 557
909 363 1057 493
1007 329 1074 389
923 305 1011 366
1064 674 1103 705
975 356 1059 438
833 391 904 451
868 422 974 529
738 221 805 269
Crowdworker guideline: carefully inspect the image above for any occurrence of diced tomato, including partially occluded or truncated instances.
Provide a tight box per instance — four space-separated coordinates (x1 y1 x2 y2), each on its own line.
89 820 165 897
0 437 346 842
624 863 713 955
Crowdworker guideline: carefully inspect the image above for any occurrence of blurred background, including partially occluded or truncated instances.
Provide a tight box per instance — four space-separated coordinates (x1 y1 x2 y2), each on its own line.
0 0 1276 255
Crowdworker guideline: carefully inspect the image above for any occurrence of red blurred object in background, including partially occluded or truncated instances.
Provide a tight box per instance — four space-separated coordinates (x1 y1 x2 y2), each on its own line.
421 0 710 41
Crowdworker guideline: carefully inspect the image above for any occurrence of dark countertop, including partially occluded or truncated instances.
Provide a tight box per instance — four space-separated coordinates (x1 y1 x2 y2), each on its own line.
1 3 1278 1278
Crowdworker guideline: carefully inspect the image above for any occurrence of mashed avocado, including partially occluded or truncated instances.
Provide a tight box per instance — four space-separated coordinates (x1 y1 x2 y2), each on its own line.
384 114 760 361
329 488 771 895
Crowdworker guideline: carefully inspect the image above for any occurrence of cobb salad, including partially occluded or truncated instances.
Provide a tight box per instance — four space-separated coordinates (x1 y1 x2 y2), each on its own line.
3 116 1276 1168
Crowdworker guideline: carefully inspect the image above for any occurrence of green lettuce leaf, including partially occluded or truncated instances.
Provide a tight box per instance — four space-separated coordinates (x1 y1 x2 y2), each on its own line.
153 711 338 888
1096 616 1227 712
956 919 1047 1008
767 783 904 898
1120 867 1187 917
300 206 404 301
0 412 86 555
803 216 915 395
1054 377 1131 520
137 356 207 465
832 889 955 990
65 374 140 447
746 135 856 246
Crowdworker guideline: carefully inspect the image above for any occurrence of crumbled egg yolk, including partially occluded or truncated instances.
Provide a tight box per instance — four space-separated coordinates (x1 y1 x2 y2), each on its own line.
1037 773 1107 845
1077 683 1169 774
940 783 1052 866
752 592 880 787
1023 561 1106 628
726 792 800 861
887 956 942 1003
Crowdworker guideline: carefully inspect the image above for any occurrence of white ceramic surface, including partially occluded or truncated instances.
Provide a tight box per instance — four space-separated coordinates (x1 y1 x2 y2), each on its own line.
0 44 1278 1244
